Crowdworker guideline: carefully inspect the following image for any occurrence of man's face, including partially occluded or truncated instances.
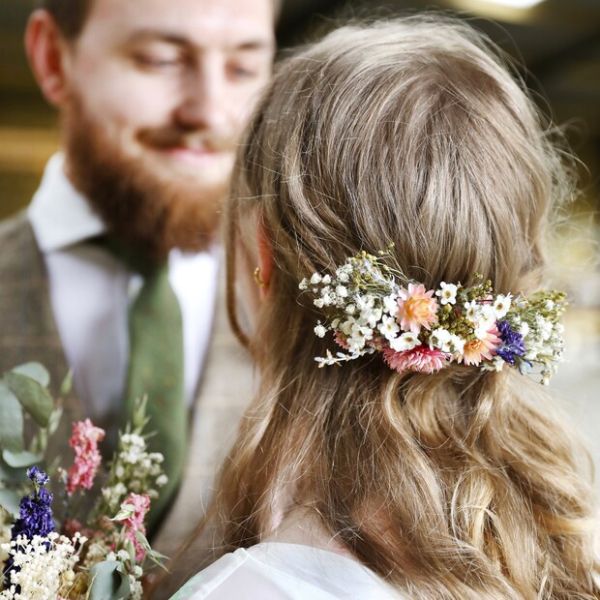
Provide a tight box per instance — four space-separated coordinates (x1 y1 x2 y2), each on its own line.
60 0 274 257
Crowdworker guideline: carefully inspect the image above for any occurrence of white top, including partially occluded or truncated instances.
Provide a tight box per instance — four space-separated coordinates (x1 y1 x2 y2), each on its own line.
171 543 404 600
28 153 219 420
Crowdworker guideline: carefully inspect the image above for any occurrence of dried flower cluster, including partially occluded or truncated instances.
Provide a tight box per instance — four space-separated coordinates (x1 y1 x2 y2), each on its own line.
300 250 566 383
1 399 167 599
100 432 167 516
0 532 85 600
66 419 105 496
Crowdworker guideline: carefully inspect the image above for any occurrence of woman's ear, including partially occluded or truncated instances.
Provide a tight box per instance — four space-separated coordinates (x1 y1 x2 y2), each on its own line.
24 10 71 107
257 221 273 299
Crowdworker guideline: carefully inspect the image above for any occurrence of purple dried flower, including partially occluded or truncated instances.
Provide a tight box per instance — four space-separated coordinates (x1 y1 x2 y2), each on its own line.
4 469 55 588
496 320 525 365
27 466 50 487
11 487 55 540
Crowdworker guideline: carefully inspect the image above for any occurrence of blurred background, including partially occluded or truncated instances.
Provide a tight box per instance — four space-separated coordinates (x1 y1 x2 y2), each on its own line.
1 0 599 481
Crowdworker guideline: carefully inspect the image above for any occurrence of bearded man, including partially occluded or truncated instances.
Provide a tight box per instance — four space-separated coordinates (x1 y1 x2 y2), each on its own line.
0 0 275 594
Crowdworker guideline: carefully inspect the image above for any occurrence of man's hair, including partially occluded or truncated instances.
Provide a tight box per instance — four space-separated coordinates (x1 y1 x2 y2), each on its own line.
40 0 93 39
41 0 281 40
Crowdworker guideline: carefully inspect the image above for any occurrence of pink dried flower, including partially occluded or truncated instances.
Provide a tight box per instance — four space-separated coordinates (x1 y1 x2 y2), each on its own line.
66 419 105 496
383 344 448 374
396 283 439 334
334 331 349 350
462 326 501 366
121 493 151 562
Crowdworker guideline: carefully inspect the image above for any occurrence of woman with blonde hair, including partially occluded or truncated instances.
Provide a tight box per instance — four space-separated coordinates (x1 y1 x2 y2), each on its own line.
172 15 600 599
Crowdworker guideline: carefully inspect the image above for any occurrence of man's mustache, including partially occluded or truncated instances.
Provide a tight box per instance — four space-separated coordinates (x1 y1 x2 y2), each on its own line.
138 127 236 153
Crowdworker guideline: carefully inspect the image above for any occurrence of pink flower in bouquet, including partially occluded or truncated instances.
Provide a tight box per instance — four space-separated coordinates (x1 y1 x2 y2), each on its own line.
66 419 105 496
396 284 439 334
121 493 151 562
383 344 447 374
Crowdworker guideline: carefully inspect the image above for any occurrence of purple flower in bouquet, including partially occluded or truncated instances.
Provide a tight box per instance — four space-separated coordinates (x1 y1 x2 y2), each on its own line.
11 467 54 540
4 467 55 588
11 487 55 540
26 466 50 486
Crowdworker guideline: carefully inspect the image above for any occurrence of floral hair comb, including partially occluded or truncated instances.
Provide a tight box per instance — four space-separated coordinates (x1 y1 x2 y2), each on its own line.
299 249 566 384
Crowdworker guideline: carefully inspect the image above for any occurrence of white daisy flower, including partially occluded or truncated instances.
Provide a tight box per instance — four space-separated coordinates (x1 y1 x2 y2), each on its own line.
383 294 399 315
429 328 452 352
493 294 512 319
449 334 465 355
464 301 479 323
378 315 400 341
479 304 497 327
389 331 420 352
435 282 458 305
364 307 383 329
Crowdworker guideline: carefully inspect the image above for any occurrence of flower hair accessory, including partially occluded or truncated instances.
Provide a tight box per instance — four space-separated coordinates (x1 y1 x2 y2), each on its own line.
299 249 566 384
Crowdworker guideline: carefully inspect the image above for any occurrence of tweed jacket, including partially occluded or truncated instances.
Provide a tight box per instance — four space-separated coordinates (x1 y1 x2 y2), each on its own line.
0 211 256 597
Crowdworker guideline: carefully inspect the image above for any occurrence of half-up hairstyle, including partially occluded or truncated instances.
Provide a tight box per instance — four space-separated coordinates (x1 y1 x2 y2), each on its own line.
220 15 599 599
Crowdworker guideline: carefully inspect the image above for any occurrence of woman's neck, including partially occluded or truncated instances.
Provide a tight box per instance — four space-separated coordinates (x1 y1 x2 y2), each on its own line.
264 507 356 560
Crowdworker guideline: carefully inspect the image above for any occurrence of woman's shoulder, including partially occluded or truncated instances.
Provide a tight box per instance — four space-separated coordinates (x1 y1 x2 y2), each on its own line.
169 542 404 600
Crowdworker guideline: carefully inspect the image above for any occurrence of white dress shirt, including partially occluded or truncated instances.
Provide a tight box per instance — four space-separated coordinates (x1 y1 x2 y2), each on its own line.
28 153 219 421
170 543 404 599
169 510 404 599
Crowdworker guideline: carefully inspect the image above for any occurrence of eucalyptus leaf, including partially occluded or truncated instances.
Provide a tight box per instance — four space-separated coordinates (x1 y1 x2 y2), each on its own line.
0 382 24 452
2 449 43 468
10 362 50 388
5 371 54 427
87 561 131 600
0 488 21 518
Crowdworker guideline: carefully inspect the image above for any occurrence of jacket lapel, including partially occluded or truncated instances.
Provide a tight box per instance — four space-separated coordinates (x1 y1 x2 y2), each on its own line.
0 212 84 452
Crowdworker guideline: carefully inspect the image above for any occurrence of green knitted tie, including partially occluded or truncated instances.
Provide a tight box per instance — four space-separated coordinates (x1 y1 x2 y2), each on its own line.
124 264 187 531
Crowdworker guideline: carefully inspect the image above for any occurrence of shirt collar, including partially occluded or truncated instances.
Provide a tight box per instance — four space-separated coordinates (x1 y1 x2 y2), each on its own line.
28 152 107 253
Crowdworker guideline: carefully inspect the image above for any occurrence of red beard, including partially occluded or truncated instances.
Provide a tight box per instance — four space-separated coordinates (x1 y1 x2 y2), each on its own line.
63 96 231 261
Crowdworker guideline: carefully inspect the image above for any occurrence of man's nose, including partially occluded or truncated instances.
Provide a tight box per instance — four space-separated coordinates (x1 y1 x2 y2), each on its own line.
174 55 229 132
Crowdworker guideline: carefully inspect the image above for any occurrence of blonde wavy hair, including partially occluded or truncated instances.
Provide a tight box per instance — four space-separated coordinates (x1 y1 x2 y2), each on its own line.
220 16 599 599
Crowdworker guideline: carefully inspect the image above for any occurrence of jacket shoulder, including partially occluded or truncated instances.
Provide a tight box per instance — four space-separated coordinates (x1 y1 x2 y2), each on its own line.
0 211 39 274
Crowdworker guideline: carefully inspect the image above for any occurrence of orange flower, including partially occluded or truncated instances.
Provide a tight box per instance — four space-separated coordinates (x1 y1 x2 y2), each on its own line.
396 283 439 334
462 326 501 365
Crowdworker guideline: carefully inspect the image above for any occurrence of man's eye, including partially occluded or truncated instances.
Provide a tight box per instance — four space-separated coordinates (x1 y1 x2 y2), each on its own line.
229 65 258 79
135 54 180 68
